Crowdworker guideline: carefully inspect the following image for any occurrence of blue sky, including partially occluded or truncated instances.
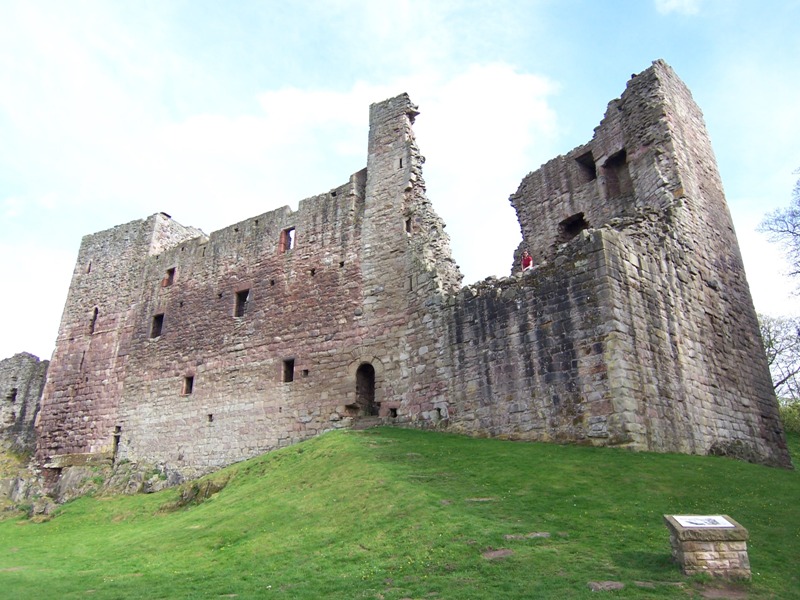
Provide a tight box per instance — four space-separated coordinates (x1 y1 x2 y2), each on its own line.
1 0 799 360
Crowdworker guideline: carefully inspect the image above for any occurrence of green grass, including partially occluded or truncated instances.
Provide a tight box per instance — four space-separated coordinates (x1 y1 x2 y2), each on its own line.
1 430 799 599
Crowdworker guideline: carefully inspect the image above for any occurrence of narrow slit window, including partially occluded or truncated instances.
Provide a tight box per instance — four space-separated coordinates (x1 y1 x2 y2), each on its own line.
234 289 250 317
283 358 295 383
163 267 176 287
112 425 121 462
279 227 296 253
182 375 194 395
150 313 164 338
405 217 412 234
89 307 99 334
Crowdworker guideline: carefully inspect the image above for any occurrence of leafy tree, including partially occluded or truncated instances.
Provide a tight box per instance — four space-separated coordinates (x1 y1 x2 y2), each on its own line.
759 313 800 402
759 171 800 281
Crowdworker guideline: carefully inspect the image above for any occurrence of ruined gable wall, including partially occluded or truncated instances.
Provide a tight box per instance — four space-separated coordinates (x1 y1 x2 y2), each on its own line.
0 353 48 453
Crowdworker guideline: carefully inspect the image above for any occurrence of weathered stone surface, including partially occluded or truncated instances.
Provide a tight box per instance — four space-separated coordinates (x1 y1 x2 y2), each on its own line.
588 581 625 591
26 60 791 492
664 515 751 579
482 548 514 560
0 353 47 453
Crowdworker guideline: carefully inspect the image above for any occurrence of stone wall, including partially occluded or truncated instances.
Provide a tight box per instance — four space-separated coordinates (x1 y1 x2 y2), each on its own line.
32 60 791 483
0 352 47 453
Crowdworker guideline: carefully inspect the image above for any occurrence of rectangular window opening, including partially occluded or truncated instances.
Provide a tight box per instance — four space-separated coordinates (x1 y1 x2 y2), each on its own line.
557 213 590 245
6 388 17 402
207 413 214 423
182 375 194 396
405 217 412 234
283 358 295 383
575 151 597 183
602 149 633 198
150 313 164 338
162 267 176 287
279 227 296 253
234 289 250 317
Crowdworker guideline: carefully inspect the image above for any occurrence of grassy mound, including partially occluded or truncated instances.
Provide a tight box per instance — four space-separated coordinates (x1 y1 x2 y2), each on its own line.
1 429 798 599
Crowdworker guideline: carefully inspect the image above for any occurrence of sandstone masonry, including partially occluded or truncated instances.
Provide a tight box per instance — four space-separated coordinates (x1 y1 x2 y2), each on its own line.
0 353 47 454
32 60 792 485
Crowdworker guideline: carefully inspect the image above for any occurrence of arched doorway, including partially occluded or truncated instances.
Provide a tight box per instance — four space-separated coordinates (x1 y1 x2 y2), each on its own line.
356 363 378 416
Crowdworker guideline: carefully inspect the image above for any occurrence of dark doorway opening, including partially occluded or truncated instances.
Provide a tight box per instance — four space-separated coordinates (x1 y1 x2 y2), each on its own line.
356 363 377 416
112 425 122 464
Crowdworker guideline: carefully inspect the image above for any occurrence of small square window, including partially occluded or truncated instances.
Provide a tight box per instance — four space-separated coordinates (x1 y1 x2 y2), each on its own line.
182 376 194 395
151 314 164 338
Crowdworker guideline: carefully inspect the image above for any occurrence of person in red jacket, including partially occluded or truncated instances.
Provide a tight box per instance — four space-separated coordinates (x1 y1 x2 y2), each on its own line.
521 249 533 272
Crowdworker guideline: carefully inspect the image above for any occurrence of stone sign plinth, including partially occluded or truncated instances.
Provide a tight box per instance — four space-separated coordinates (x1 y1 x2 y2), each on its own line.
664 515 750 579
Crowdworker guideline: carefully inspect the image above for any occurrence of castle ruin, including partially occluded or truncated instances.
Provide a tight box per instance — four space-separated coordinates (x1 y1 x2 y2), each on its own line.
25 60 792 485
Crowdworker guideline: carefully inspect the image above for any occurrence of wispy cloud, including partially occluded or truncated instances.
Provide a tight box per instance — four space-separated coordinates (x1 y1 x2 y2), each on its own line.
655 0 702 15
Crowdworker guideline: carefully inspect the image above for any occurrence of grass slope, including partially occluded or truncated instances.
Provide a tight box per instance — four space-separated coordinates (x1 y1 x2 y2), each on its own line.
1 430 798 600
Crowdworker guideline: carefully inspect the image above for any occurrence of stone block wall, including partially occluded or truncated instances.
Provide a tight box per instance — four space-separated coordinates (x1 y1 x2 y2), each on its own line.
443 230 613 443
35 214 206 469
0 353 48 453
664 515 751 579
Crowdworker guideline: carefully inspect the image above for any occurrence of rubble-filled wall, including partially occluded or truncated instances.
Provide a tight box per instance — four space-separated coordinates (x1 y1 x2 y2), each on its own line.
33 60 791 482
0 353 48 453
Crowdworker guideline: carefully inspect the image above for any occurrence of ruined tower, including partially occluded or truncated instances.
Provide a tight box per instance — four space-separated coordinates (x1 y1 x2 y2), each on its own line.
34 60 791 484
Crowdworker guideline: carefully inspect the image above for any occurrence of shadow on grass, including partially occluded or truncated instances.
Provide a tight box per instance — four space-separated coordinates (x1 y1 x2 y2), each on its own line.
611 550 679 578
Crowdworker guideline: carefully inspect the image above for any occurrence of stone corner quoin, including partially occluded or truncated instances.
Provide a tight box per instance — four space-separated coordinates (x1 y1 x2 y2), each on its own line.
14 58 789 489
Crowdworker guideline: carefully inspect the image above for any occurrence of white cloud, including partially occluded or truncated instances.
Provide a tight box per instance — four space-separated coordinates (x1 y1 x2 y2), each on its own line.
736 220 798 318
0 55 560 358
655 0 701 15
0 242 74 360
